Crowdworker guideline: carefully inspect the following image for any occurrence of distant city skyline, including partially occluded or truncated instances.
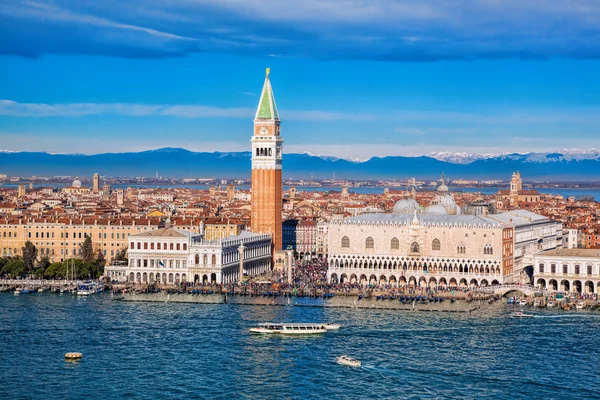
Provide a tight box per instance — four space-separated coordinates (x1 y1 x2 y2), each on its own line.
1 1 600 158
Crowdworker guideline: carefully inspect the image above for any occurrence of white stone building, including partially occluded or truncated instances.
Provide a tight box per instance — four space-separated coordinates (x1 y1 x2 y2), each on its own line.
327 185 561 287
533 249 600 293
105 227 272 284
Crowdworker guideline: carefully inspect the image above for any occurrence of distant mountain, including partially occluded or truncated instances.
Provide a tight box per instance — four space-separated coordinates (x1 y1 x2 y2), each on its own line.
428 149 600 165
1 147 600 180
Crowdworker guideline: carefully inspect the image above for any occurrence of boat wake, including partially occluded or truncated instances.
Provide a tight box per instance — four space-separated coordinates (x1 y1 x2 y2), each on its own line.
533 314 600 319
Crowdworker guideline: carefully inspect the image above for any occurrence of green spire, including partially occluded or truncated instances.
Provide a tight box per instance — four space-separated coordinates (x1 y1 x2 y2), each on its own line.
255 68 279 120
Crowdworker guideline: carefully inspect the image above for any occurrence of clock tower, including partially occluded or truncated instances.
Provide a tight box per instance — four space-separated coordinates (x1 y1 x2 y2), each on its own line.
251 68 283 251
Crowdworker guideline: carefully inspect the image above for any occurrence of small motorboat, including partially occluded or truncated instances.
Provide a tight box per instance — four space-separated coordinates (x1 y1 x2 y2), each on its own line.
323 323 341 331
547 300 556 308
510 312 535 318
576 302 585 310
336 355 361 367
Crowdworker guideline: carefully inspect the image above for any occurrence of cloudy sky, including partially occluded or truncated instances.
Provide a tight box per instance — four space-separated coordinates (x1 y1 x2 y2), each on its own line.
1 0 600 158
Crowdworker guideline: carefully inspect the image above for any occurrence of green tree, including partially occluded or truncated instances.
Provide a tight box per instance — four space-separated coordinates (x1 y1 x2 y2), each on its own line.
1 258 25 277
113 247 128 264
38 255 51 270
22 241 37 273
44 262 66 279
93 250 106 279
80 236 94 264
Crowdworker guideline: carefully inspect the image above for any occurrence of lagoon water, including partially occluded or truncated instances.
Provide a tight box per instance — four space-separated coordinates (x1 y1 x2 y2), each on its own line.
1 293 599 399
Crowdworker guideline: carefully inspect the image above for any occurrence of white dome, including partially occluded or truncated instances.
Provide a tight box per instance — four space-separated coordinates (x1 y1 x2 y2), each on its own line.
72 179 82 188
438 194 460 215
424 203 448 215
393 194 420 214
438 183 449 193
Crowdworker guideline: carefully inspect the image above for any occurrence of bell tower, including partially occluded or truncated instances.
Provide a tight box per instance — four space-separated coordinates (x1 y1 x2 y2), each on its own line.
251 68 283 251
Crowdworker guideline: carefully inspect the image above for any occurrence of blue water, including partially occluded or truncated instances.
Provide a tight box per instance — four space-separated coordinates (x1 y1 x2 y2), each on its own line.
3 182 600 199
1 294 599 399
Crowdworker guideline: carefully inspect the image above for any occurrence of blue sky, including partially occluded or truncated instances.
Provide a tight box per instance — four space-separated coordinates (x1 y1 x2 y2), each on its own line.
1 0 600 158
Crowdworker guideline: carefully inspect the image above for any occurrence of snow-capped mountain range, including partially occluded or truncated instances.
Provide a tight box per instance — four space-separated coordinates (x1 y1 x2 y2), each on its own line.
428 149 600 164
1 148 600 180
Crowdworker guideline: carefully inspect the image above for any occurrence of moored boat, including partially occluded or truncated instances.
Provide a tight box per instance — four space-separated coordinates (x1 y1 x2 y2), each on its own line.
38 286 50 293
336 355 361 367
546 300 556 308
249 323 328 335
77 281 97 296
576 302 585 310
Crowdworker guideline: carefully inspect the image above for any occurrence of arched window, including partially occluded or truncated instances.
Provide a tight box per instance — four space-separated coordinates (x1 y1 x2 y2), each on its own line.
484 244 493 255
256 148 259 156
341 236 350 248
203 254 208 265
410 242 420 253
365 237 374 249
457 244 465 254
432 239 441 251
390 237 399 250
268 148 272 156
195 254 199 264
211 254 217 265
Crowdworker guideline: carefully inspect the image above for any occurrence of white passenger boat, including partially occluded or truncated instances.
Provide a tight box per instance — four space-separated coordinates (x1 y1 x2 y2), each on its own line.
547 300 556 308
336 355 361 367
77 281 97 296
510 312 535 318
250 323 328 335
323 323 341 331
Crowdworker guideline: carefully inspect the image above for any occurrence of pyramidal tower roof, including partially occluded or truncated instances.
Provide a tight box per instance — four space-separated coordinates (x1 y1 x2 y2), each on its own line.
255 68 279 121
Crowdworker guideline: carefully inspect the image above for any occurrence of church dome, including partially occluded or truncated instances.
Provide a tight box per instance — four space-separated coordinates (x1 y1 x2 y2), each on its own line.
392 192 420 214
72 179 82 188
423 203 447 215
438 194 460 215
438 183 449 193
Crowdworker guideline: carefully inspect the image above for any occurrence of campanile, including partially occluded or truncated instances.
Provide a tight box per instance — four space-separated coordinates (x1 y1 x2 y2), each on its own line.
251 68 283 251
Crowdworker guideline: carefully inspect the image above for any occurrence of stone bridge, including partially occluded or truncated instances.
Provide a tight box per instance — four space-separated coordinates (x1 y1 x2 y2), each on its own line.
473 284 543 297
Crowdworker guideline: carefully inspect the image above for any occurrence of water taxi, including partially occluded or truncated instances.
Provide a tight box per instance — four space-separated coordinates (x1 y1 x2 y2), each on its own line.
510 312 535 318
249 323 328 335
576 302 585 310
336 355 361 367
14 287 34 295
77 281 97 296
547 300 556 308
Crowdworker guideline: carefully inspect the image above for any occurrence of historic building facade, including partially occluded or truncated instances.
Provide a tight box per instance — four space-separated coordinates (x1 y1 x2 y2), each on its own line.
105 228 271 284
251 68 283 251
327 185 560 286
533 249 600 293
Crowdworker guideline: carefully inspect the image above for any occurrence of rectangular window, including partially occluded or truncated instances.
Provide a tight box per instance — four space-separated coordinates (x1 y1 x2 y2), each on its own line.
563 265 568 274
158 243 161 250
539 264 544 273
144 243 148 250
137 242 141 250
551 264 556 274
170 243 174 250
183 243 187 251
176 243 180 250
575 265 580 274
150 242 154 250
588 265 592 275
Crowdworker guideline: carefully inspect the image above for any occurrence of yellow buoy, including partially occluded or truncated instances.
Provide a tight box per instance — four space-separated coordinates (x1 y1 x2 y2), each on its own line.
65 352 83 360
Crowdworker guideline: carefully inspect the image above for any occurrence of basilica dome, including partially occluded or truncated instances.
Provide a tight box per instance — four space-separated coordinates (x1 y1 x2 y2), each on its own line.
72 179 82 188
423 203 447 215
393 192 420 214
438 193 461 215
